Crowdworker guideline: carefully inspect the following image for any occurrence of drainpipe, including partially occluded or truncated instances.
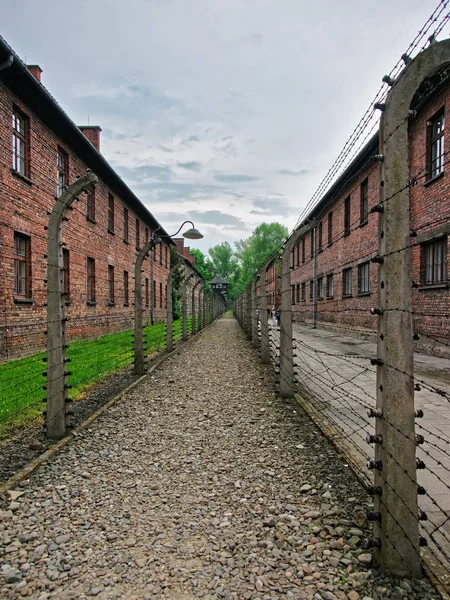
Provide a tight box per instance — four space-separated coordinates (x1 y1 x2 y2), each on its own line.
312 223 317 329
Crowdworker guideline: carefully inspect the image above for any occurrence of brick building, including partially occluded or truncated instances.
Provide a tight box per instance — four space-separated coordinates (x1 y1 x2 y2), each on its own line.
288 68 450 348
0 36 174 359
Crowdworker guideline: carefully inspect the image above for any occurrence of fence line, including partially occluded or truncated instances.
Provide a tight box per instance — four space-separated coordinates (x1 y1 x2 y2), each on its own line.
235 39 450 593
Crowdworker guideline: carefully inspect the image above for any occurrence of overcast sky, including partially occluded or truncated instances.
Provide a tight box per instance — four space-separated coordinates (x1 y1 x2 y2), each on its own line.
2 0 443 252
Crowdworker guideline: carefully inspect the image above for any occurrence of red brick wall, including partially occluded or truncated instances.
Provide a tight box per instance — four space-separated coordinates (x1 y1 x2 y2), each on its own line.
0 85 170 359
290 162 379 333
409 89 450 343
286 85 449 343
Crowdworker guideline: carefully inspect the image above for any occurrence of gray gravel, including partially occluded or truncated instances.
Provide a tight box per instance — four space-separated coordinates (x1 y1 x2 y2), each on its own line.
0 315 438 599
0 368 141 484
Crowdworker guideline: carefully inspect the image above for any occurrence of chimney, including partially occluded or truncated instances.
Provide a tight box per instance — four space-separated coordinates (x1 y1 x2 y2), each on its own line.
79 126 102 152
174 238 185 252
27 65 42 82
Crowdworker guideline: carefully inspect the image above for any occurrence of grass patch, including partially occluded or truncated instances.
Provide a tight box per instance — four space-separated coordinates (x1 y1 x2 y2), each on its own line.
0 319 180 439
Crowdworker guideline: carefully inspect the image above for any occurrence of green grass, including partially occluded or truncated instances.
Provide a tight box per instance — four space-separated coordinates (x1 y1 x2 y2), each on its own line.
0 315 204 438
0 320 171 439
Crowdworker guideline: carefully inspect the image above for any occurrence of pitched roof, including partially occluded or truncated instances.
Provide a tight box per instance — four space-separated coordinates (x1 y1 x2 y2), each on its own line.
0 35 174 244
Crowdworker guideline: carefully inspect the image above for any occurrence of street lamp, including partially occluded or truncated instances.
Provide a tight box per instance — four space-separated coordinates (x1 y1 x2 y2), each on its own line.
134 220 203 375
154 220 203 242
150 221 203 325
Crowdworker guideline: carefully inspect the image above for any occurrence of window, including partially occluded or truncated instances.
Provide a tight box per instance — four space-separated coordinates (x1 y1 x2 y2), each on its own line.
160 281 163 307
12 107 29 177
13 233 31 298
63 248 70 301
291 248 295 270
302 238 305 263
145 278 150 307
124 270 129 305
309 280 314 301
136 219 140 249
87 257 95 303
326 273 333 298
301 282 306 302
108 194 115 233
160 243 163 265
423 237 447 285
317 276 324 299
165 284 168 309
310 229 314 257
360 178 369 224
108 265 115 304
87 189 95 222
291 285 295 304
123 208 129 242
296 283 300 303
145 227 149 243
358 262 370 294
343 268 352 296
318 221 323 252
165 246 168 268
57 147 69 197
152 280 156 307
328 211 333 245
428 109 445 180
344 196 351 236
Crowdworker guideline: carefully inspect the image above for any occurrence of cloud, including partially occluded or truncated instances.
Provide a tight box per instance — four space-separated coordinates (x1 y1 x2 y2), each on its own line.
214 172 259 183
181 135 200 145
154 210 244 228
189 210 243 227
177 161 202 172
278 169 310 176
251 196 294 217
116 164 174 183
213 136 239 156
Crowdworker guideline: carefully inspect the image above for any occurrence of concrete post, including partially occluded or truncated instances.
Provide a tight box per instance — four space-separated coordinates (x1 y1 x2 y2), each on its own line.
251 276 259 348
192 279 201 336
245 285 251 339
134 238 160 375
181 271 190 341
46 172 97 439
373 40 450 577
202 289 206 329
259 257 272 364
197 286 203 331
279 227 307 398
279 247 294 398
166 267 174 352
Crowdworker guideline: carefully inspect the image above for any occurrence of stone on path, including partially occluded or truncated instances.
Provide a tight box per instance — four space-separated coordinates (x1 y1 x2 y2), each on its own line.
0 316 436 599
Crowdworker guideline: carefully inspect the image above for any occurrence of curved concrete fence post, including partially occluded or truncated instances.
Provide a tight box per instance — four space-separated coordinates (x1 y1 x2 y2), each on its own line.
47 171 98 439
134 238 160 375
166 267 174 352
374 39 450 577
191 279 201 336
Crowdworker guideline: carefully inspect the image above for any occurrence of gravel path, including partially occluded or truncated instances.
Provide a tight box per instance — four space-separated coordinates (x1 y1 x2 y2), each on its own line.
0 315 438 600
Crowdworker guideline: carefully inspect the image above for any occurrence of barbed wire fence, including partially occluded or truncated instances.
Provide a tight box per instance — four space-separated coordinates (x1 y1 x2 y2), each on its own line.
0 173 224 444
234 25 450 596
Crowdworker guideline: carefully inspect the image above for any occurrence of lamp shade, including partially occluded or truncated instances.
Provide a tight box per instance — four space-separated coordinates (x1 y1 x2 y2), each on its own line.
182 227 203 240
